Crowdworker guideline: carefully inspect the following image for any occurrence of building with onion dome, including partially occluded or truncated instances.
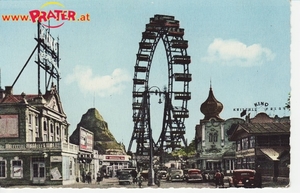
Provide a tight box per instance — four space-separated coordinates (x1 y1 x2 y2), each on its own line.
195 85 244 174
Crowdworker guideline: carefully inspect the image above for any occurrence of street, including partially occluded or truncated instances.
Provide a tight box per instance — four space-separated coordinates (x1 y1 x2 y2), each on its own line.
4 176 289 189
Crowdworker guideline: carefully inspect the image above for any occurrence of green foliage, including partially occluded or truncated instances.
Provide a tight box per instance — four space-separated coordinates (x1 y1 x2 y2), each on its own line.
171 139 196 158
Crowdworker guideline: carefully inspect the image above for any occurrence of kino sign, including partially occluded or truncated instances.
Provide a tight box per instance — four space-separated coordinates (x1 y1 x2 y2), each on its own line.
233 102 287 112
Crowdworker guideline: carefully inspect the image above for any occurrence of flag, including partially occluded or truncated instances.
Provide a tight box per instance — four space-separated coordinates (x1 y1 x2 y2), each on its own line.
240 109 247 117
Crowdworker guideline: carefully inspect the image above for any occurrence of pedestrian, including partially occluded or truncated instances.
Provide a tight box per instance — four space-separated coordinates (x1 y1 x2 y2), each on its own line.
100 170 104 181
130 169 138 184
137 170 143 188
82 170 86 183
86 171 92 184
215 170 221 188
96 170 101 185
220 171 224 188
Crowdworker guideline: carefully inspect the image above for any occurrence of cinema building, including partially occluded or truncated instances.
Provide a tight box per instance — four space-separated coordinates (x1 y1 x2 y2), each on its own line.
0 85 79 186
229 112 290 180
194 86 290 179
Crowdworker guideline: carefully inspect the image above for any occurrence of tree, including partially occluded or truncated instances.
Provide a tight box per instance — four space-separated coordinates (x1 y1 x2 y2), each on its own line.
171 139 196 158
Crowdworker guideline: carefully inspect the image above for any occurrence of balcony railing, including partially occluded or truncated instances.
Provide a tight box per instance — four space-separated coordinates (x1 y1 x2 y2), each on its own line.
0 141 79 153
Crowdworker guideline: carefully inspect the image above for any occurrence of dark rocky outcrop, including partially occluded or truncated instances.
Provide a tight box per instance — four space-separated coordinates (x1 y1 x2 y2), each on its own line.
69 108 125 154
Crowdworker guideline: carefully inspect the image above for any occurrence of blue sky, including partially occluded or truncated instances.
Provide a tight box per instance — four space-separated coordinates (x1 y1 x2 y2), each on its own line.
0 0 293 153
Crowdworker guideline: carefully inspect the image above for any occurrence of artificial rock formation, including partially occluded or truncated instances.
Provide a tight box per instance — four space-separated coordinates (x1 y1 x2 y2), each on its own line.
69 108 125 154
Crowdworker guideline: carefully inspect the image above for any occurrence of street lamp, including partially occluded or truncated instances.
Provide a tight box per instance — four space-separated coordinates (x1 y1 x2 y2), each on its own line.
142 85 165 186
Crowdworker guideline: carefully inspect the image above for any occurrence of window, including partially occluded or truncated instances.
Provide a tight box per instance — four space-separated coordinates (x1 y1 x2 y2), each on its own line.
35 116 39 136
29 129 33 142
249 136 255 148
208 133 213 142
11 159 23 178
69 160 73 175
28 114 32 126
242 137 249 150
56 126 60 135
56 126 60 141
43 134 48 142
0 159 7 178
213 133 218 142
236 140 241 151
43 121 47 131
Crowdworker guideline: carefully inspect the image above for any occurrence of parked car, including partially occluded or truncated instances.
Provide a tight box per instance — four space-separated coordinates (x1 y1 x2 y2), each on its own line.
168 169 184 182
118 170 132 185
185 169 203 182
157 170 167 179
228 169 260 188
140 170 148 181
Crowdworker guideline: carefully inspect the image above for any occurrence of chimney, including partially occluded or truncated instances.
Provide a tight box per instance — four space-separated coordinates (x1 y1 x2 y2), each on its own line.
5 86 13 95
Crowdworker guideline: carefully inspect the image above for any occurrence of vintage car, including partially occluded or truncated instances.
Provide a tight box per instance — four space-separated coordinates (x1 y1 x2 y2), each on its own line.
140 170 149 180
228 169 260 188
167 169 184 182
185 169 203 182
157 170 167 179
118 170 132 185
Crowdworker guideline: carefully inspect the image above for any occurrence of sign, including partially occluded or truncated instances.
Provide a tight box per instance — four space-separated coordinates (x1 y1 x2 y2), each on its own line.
136 155 150 161
38 23 60 75
79 127 94 152
0 114 19 138
233 102 287 112
50 167 62 180
104 155 125 161
50 156 62 162
13 166 22 177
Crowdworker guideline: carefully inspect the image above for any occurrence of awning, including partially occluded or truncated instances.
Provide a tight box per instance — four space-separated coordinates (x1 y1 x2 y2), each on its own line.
259 148 280 161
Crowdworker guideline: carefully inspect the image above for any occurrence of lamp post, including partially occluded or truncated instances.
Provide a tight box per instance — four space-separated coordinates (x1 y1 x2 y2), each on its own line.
140 86 164 186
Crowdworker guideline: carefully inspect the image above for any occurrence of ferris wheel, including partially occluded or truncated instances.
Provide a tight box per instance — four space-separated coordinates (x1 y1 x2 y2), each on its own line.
128 14 191 157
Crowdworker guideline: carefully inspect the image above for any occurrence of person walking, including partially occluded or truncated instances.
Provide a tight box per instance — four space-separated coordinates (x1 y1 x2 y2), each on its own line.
220 171 225 188
130 169 138 184
96 170 101 185
215 170 221 188
86 171 92 184
82 170 86 183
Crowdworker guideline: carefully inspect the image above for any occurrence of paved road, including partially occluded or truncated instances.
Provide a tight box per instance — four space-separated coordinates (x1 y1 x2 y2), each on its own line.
2 176 289 189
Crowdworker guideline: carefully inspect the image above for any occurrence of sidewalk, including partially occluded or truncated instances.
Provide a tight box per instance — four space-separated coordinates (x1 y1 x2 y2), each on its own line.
261 176 290 188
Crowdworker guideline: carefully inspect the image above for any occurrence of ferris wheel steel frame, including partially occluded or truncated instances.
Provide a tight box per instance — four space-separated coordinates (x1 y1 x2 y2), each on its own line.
128 15 191 158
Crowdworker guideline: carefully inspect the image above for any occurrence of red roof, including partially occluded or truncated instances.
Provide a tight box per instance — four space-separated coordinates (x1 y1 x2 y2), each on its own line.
0 94 40 104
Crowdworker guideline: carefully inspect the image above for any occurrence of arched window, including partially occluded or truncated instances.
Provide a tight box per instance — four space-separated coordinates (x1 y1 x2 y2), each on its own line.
213 133 218 142
50 124 54 133
209 133 213 142
11 157 23 179
43 121 47 131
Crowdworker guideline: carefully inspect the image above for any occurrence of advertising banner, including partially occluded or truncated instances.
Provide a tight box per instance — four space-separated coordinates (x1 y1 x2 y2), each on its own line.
79 127 94 152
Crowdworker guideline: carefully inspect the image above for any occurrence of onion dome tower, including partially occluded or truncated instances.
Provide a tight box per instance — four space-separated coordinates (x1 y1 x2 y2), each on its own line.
200 84 224 121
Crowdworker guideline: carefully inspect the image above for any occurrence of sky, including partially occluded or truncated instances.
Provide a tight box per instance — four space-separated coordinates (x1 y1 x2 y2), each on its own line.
1 0 300 192
0 0 293 151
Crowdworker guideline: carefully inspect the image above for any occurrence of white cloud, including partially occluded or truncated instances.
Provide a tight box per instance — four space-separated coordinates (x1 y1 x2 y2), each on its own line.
202 38 275 67
65 65 131 97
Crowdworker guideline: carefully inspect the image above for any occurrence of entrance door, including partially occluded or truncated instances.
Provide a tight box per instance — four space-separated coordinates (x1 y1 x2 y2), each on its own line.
32 162 46 184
